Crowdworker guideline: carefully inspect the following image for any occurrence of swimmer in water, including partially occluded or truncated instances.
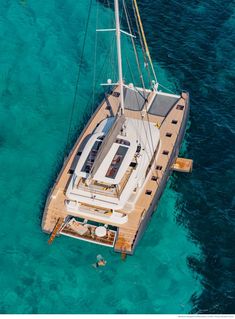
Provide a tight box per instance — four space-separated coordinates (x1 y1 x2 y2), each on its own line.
92 254 106 268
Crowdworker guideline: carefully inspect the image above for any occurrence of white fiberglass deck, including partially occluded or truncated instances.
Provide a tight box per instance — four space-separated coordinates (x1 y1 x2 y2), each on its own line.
66 116 160 212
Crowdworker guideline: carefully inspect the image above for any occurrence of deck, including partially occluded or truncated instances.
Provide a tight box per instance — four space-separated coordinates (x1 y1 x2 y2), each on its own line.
172 157 193 173
42 85 189 253
61 223 116 247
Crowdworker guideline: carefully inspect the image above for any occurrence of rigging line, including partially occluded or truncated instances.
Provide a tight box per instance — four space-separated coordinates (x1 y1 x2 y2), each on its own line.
129 88 155 168
134 83 160 171
109 32 116 84
137 88 161 180
132 0 152 88
123 0 147 93
100 0 117 89
106 0 118 29
126 55 160 175
131 0 175 94
132 2 148 68
84 33 117 112
92 0 99 113
126 57 155 167
129 78 148 101
124 0 136 37
125 61 142 142
120 0 125 24
158 83 176 95
65 0 93 151
84 4 117 112
111 29 117 85
132 0 157 83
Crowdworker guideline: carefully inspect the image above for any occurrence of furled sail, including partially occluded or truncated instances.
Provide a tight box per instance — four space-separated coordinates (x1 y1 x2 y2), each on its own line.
89 114 126 179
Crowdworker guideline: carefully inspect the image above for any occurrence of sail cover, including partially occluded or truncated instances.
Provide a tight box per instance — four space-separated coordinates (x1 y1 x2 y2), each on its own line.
90 114 126 179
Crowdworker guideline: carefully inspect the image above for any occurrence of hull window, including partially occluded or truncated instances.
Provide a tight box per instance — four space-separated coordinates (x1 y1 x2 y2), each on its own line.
151 176 158 181
176 104 184 110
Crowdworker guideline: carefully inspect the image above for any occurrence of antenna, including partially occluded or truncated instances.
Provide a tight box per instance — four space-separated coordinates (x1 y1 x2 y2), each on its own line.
114 0 124 114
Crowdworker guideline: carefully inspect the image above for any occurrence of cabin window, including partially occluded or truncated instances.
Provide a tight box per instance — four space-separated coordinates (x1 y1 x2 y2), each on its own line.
176 104 184 110
151 176 158 181
166 132 172 137
105 145 128 179
145 190 152 196
172 120 178 124
116 138 130 146
162 150 169 155
112 91 120 97
81 140 102 173
156 165 162 170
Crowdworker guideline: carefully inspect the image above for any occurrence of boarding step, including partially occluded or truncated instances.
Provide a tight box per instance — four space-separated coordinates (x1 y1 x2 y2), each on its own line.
114 228 137 254
172 157 193 173
48 217 64 244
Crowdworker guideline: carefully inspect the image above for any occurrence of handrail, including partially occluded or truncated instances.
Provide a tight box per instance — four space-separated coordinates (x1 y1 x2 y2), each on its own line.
78 184 117 198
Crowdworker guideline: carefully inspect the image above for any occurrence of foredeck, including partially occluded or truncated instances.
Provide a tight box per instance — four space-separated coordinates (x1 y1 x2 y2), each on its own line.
42 86 189 253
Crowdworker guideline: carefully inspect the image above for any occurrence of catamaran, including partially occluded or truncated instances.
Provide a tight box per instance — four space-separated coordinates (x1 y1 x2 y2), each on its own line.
42 0 192 256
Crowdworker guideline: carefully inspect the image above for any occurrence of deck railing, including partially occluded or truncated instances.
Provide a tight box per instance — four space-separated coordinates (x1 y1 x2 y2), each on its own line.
77 184 118 198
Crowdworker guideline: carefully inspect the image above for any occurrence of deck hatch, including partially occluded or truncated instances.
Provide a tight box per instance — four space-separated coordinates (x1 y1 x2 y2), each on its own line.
130 162 137 168
166 132 172 137
105 145 128 179
112 91 120 97
151 176 158 181
176 104 184 110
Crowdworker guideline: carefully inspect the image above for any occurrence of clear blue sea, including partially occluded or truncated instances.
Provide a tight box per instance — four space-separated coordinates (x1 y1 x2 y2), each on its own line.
0 0 234 314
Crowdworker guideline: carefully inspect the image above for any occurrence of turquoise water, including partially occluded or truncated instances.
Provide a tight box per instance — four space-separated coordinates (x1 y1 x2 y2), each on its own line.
1 0 234 314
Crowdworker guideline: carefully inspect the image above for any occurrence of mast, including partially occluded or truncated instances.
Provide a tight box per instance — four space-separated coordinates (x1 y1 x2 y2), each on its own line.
114 0 124 114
